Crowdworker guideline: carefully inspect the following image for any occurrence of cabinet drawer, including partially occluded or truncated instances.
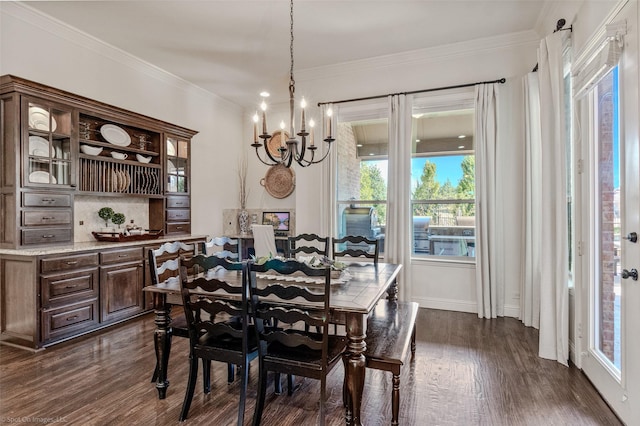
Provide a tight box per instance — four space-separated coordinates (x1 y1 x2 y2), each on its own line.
100 247 143 265
22 228 71 245
166 196 190 209
167 209 190 221
41 252 99 273
23 210 72 226
41 299 99 343
166 222 191 234
23 192 71 207
41 268 99 307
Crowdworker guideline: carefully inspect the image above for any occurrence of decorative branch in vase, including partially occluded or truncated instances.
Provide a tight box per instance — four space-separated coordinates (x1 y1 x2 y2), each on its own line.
238 156 251 235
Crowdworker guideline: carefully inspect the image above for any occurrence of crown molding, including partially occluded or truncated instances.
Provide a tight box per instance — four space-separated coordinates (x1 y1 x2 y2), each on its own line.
297 30 539 83
3 1 240 110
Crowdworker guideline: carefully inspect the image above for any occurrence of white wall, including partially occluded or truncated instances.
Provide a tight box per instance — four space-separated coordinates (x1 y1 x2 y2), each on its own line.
1 2 243 239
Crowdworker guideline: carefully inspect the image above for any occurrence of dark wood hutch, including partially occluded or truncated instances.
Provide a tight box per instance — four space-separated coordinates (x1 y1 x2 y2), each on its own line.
0 75 202 350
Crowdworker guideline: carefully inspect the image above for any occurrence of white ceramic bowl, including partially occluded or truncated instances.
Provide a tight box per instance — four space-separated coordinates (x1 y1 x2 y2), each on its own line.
80 145 103 156
136 154 152 163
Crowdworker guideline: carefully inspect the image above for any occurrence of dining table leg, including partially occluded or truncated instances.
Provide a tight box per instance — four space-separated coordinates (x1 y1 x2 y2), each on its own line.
344 312 367 426
152 292 173 400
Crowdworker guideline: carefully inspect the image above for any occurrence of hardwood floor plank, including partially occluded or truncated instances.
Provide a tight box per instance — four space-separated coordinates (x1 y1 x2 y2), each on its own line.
0 308 622 425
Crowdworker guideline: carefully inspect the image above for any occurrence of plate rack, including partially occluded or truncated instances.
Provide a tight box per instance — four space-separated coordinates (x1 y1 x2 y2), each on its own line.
79 157 162 195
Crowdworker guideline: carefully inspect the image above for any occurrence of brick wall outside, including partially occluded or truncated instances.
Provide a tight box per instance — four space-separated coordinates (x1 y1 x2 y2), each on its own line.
598 73 615 362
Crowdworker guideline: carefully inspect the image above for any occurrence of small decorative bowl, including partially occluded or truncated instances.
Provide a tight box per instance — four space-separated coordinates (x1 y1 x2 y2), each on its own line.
136 154 152 163
80 145 103 156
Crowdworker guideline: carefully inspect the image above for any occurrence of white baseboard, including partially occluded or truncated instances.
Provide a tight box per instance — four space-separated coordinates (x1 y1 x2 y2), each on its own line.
413 297 521 318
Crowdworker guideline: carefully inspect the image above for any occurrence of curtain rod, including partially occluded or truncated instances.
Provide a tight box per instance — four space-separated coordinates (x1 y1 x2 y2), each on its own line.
316 77 506 107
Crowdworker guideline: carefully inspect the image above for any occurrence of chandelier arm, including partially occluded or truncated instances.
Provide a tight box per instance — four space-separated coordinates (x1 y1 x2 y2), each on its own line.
264 145 283 164
298 145 333 166
254 146 281 166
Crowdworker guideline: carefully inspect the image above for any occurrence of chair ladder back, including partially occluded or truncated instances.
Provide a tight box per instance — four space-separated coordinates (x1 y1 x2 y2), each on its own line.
202 236 239 260
250 259 331 352
148 241 196 285
332 235 380 264
287 233 330 258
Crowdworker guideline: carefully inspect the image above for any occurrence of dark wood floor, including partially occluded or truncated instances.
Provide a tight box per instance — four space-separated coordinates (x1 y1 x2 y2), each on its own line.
0 309 622 425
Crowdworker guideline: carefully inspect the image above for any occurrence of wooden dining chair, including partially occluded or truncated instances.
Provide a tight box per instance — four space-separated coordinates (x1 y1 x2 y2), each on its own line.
148 241 236 388
249 258 347 426
178 255 256 424
201 236 239 260
251 224 278 258
332 235 380 264
287 233 329 258
148 241 196 382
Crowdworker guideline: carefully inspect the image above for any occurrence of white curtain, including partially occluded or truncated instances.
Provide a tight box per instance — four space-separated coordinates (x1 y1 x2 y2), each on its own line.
521 31 569 365
386 94 413 301
475 83 502 318
521 72 542 329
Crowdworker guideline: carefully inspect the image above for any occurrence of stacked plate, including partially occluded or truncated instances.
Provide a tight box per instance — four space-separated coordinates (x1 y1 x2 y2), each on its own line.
29 136 54 157
29 171 56 184
29 106 57 132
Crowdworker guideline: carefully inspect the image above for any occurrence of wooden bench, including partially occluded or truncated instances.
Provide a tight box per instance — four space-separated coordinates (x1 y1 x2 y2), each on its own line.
364 300 419 425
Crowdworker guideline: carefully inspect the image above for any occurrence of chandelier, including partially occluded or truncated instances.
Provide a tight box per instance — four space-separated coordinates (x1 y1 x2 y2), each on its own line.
251 0 334 168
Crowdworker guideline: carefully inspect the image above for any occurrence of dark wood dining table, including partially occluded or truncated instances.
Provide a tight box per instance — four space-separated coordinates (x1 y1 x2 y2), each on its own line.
143 261 402 426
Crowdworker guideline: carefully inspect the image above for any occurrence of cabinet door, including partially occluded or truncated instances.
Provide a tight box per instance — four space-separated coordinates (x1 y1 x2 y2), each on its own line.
23 98 75 188
166 135 190 194
100 262 144 323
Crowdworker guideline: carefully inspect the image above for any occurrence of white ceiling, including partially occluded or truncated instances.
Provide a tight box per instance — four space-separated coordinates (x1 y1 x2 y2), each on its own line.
25 0 561 108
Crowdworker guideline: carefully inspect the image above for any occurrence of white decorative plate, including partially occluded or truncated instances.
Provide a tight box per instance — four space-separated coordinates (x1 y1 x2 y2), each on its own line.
29 171 57 184
29 107 57 132
29 136 54 157
100 124 131 146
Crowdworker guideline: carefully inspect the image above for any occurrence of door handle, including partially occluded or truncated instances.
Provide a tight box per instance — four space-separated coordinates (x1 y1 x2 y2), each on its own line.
623 232 637 243
621 268 638 281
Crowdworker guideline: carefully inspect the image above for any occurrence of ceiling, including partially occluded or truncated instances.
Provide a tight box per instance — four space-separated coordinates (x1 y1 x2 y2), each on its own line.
25 0 557 109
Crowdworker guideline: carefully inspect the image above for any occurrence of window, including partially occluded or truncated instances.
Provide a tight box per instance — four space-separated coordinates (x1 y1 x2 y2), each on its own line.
335 104 388 256
411 108 475 259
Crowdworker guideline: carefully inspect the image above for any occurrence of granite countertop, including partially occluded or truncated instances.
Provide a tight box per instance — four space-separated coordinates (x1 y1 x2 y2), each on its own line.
0 234 208 256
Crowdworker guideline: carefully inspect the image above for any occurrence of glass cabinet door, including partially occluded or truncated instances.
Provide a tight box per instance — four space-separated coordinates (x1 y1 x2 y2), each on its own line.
24 99 73 187
166 136 189 193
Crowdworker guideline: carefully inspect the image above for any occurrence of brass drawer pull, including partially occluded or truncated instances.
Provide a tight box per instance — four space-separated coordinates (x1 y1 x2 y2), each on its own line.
42 216 55 220
66 315 79 321
42 234 55 239
118 254 129 258
41 198 56 203
175 202 183 205
65 261 78 265
64 285 78 289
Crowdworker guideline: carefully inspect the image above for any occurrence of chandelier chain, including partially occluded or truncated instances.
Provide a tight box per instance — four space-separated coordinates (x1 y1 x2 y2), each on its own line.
289 0 295 89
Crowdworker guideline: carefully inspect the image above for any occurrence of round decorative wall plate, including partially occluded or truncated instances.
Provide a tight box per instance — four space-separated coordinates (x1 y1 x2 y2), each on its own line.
266 130 288 159
260 164 295 199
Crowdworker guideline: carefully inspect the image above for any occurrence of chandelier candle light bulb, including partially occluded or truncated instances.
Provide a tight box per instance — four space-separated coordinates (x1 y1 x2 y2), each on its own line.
253 113 259 143
327 108 333 139
300 97 306 132
309 119 315 145
261 101 268 135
